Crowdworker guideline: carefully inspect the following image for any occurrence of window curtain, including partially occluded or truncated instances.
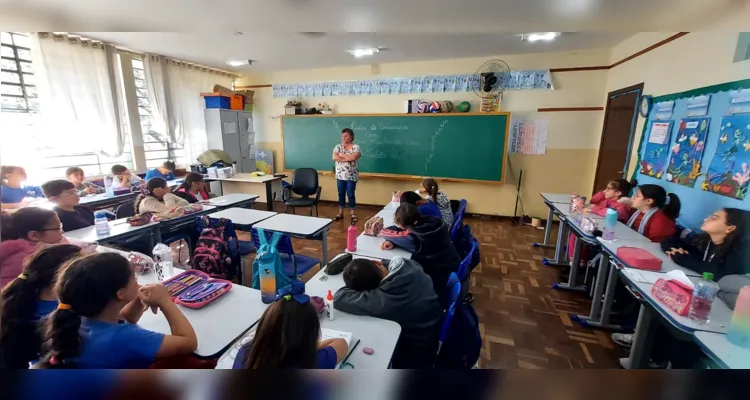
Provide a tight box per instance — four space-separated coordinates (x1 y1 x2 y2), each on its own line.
143 54 173 143
165 61 233 163
30 32 125 157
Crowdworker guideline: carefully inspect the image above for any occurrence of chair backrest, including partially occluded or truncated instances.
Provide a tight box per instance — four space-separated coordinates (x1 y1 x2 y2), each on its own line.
115 201 136 219
438 272 462 353
456 240 478 281
450 199 467 240
251 228 296 256
292 168 319 197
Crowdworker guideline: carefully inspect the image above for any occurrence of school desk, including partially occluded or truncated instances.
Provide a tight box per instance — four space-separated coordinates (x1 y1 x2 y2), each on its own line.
63 218 162 250
693 331 750 369
157 205 218 236
616 269 732 369
209 174 284 211
540 201 571 268
534 193 573 249
346 203 412 261
252 213 333 264
207 207 277 228
205 193 259 209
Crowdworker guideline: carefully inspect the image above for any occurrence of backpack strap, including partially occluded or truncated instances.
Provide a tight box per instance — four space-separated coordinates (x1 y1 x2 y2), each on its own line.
257 228 268 246
269 231 283 248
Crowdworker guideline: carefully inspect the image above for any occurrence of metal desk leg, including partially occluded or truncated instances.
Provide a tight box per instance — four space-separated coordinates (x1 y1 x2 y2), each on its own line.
265 182 275 211
321 228 329 265
621 305 656 369
553 234 586 292
580 256 622 330
533 206 555 248
542 218 568 267
153 226 163 246
574 252 609 324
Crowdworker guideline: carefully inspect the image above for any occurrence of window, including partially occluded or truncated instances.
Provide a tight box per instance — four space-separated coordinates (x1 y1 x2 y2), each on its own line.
132 58 188 168
735 32 750 63
1 32 133 183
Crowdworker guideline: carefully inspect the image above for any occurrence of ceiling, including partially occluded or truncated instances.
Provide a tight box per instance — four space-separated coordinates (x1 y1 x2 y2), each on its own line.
2 0 744 72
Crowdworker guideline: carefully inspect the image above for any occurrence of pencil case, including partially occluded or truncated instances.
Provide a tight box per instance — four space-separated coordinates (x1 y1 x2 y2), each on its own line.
651 278 693 316
161 270 232 309
616 247 662 271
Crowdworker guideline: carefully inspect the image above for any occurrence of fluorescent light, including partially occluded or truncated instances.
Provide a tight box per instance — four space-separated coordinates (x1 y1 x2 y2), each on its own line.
347 47 380 58
226 60 248 67
525 32 561 42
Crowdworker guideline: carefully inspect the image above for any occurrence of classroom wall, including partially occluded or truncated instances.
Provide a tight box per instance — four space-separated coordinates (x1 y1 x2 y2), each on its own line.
238 50 612 217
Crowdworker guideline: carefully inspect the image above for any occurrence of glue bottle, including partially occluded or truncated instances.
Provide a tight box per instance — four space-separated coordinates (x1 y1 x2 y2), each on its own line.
346 221 357 252
325 290 335 320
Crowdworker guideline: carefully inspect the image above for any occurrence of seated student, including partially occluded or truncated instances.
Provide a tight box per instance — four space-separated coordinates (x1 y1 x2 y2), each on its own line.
111 164 144 190
66 167 104 197
35 252 198 369
41 180 93 232
134 177 189 214
145 161 177 182
418 178 453 227
380 203 461 298
661 207 750 279
626 184 680 242
234 284 348 369
174 173 210 204
1 165 43 210
0 208 67 288
589 178 636 222
0 244 82 369
399 191 442 220
334 257 442 368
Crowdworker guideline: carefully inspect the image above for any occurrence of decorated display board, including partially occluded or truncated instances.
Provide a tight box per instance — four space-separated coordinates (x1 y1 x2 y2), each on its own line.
633 79 750 229
281 114 509 182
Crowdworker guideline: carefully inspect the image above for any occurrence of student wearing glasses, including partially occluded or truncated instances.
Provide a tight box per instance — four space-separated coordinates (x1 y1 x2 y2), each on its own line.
41 180 95 232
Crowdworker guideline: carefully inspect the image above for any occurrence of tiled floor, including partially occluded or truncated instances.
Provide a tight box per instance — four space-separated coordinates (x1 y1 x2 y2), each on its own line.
250 201 626 369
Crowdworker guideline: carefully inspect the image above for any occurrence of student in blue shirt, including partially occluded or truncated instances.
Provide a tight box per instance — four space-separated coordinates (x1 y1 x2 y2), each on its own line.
1 165 43 210
145 160 177 181
234 283 348 369
0 244 82 369
35 252 198 369
399 191 443 220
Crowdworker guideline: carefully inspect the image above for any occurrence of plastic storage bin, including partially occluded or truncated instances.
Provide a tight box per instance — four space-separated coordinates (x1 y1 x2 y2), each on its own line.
229 94 244 110
203 93 230 109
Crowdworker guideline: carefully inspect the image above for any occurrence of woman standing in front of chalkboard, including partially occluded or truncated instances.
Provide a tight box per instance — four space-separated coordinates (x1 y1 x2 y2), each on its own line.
332 128 361 222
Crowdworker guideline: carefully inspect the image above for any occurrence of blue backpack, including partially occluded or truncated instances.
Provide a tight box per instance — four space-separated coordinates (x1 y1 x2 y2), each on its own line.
251 228 295 291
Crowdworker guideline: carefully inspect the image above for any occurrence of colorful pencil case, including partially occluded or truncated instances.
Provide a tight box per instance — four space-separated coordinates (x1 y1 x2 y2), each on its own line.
161 270 232 309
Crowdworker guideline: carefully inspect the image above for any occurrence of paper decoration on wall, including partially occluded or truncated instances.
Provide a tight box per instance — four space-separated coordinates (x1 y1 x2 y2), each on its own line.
509 118 548 155
653 101 675 120
640 121 673 178
703 114 750 199
685 95 711 117
665 117 710 187
729 89 750 114
271 70 553 98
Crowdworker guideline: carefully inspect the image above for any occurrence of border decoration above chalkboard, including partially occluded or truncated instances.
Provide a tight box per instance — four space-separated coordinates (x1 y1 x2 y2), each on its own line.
272 70 553 98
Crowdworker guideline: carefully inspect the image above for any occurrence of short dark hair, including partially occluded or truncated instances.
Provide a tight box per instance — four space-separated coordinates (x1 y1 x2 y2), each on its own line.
41 179 75 198
394 203 421 227
111 164 128 175
65 167 83 177
343 259 384 291
399 191 423 205
341 128 354 138
162 161 176 172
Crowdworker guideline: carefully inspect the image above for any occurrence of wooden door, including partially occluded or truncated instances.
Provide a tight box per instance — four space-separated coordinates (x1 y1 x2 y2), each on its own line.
592 83 644 192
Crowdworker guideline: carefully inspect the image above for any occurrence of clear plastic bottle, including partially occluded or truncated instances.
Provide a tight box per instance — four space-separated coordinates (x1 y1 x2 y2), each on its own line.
94 211 110 236
689 272 719 324
232 161 237 176
602 208 618 240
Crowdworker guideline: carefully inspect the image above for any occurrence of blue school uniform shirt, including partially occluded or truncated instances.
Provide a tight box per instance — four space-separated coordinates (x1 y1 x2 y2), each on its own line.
76 319 164 369
144 168 176 181
232 344 338 369
1 184 43 204
418 202 442 219
35 300 58 321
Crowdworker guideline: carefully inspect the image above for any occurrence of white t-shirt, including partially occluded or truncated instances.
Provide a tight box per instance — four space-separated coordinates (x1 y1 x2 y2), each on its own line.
112 174 145 189
194 191 204 201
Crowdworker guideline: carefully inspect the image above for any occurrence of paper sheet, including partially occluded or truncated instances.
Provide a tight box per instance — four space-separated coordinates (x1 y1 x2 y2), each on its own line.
665 270 695 289
508 118 548 155
223 122 237 134
622 269 658 284
648 122 671 145
322 328 353 347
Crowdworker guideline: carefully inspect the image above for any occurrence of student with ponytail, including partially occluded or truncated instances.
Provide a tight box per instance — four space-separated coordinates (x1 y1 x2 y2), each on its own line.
134 177 188 214
626 184 681 242
418 178 453 227
173 172 210 204
0 244 82 369
36 252 197 369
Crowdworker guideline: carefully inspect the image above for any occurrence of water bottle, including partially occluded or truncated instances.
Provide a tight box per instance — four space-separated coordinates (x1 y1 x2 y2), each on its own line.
602 208 617 240
232 162 237 176
727 286 750 350
259 262 277 304
346 221 358 252
104 176 114 198
689 272 719 324
94 211 110 236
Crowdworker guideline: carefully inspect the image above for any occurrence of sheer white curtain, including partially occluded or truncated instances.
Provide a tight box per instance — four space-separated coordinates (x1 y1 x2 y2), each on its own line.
30 32 125 157
166 61 233 163
143 54 173 143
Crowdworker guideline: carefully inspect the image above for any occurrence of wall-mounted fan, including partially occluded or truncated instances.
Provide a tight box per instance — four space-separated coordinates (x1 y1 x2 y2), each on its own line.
473 59 510 112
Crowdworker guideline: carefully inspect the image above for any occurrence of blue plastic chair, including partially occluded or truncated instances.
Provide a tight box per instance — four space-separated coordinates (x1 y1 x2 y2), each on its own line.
450 199 467 241
457 240 478 282
437 272 462 357
250 228 320 279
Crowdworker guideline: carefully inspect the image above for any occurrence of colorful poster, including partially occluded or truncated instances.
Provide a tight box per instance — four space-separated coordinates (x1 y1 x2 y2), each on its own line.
665 117 710 187
703 114 750 199
640 121 673 178
508 118 548 155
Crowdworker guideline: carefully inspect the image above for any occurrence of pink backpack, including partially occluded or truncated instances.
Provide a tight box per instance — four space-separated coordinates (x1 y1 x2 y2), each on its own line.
616 247 662 271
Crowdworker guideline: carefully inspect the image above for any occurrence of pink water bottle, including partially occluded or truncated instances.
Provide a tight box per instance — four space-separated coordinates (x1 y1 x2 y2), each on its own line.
347 221 358 252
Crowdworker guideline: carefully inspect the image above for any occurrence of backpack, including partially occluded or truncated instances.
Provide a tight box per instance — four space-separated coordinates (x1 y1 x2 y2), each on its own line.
434 301 482 369
251 228 295 291
192 216 233 279
363 216 384 236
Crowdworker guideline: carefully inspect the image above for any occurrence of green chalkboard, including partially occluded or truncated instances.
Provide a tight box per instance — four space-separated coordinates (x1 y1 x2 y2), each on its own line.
281 113 509 182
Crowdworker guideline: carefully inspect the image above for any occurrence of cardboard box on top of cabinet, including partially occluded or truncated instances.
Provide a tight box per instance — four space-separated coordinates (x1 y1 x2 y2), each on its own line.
214 84 254 105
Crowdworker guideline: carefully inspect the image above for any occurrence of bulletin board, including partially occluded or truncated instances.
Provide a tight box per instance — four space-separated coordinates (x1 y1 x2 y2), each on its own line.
632 79 750 230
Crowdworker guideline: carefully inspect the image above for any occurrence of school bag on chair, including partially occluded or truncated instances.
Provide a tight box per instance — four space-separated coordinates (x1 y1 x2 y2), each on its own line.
192 216 233 279
251 228 296 291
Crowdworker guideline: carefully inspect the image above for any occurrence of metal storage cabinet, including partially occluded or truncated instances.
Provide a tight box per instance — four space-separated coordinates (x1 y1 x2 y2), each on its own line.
204 109 255 172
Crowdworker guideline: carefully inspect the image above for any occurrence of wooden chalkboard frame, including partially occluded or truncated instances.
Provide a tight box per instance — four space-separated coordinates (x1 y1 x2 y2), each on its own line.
280 112 510 184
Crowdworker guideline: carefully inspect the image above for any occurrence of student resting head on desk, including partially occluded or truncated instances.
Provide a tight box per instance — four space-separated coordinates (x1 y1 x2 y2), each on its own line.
0 244 83 369
627 184 681 242
144 160 177 182
1 165 44 210
399 191 443 221
111 164 144 190
134 177 189 214
335 257 442 368
233 287 349 369
34 252 198 369
380 203 461 301
174 172 210 204
65 167 104 197
417 178 453 228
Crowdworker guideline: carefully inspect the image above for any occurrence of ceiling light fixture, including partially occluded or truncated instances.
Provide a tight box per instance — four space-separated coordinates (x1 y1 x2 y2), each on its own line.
523 32 561 42
347 47 381 58
226 60 253 67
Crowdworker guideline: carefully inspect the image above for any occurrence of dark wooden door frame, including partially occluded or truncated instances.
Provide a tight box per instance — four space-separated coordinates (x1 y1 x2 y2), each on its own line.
592 82 645 193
